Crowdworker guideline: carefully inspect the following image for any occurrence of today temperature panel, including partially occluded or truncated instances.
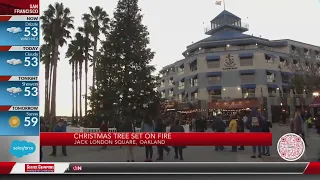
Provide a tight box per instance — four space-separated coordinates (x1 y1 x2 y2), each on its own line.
0 81 39 106
0 51 39 76
0 111 39 136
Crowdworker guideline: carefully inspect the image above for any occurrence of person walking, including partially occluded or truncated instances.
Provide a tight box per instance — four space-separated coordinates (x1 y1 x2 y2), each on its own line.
228 115 238 152
293 110 308 160
141 117 155 162
247 108 263 158
170 120 186 160
315 117 320 161
155 118 170 160
237 114 245 151
212 114 226 151
100 121 109 149
51 119 67 156
261 117 272 156
40 117 46 161
119 117 135 162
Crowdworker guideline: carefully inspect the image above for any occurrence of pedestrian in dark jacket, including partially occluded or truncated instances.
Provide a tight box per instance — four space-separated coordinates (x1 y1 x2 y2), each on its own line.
237 114 245 150
119 117 135 162
141 117 155 162
246 108 264 158
155 118 171 160
261 117 272 156
100 121 108 149
51 118 67 156
170 120 186 160
212 114 226 151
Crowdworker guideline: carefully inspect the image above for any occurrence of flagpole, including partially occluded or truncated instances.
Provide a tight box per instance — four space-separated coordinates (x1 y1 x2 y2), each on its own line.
223 0 226 10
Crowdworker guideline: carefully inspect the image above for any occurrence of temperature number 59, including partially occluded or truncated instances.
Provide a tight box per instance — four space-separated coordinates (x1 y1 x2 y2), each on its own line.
24 117 38 127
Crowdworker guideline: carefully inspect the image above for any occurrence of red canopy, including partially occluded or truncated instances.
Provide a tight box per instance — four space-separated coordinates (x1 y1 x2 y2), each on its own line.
309 97 320 107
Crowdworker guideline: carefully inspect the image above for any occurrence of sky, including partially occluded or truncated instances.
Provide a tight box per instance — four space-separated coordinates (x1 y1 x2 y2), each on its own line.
39 0 320 116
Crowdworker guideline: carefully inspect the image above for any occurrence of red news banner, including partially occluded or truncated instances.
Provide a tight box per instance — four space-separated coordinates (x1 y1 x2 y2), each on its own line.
40 132 272 146
0 0 39 15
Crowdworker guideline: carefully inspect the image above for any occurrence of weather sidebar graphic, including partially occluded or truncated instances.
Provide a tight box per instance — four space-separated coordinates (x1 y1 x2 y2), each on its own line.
0 0 40 162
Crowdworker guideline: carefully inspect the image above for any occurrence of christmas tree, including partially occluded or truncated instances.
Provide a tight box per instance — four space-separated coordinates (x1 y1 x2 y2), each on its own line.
95 0 160 122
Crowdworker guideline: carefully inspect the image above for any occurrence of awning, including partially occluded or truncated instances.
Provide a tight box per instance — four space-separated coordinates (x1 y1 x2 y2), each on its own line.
281 72 292 76
186 74 197 80
309 98 320 108
265 53 276 59
174 77 185 82
207 72 221 77
266 70 277 74
207 86 222 91
206 56 220 62
241 84 256 89
239 53 253 59
208 99 259 110
267 84 278 89
239 70 255 75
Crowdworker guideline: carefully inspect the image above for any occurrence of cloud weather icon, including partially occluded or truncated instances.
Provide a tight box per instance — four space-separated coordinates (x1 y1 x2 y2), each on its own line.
7 59 22 65
7 87 22 97
6 27 22 33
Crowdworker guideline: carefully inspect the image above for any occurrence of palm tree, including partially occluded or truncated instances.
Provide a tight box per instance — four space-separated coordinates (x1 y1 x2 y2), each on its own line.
40 43 52 121
66 33 85 124
82 6 109 109
78 23 92 117
41 3 74 118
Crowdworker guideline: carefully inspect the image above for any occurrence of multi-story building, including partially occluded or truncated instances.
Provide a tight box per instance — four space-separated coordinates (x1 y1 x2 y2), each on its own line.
158 10 320 119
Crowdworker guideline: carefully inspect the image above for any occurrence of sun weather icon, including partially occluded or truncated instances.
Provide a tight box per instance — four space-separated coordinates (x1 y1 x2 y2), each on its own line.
6 27 22 34
9 116 20 128
7 59 22 66
7 87 22 97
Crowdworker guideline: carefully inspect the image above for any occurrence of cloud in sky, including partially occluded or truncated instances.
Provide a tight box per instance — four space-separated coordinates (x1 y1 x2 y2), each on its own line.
6 59 22 65
6 27 22 33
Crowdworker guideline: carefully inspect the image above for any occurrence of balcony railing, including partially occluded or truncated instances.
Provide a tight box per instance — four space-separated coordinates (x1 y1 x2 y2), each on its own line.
204 22 249 34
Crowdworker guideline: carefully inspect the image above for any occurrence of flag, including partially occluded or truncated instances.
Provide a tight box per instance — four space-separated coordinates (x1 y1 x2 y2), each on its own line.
215 0 222 5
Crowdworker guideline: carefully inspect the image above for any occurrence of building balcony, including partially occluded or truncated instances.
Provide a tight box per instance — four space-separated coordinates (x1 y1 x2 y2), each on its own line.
204 22 249 35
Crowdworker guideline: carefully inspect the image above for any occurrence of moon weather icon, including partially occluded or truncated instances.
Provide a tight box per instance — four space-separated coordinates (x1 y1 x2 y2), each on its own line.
9 116 20 128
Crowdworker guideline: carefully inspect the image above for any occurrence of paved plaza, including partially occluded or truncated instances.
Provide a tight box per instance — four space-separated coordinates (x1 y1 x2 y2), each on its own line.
42 125 320 162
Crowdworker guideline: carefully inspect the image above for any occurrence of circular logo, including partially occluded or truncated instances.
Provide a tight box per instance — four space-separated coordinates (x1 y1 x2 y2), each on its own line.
277 133 305 161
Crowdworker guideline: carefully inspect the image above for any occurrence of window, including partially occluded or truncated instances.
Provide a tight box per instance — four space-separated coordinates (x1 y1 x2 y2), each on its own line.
267 72 275 83
280 57 287 67
191 92 198 101
161 91 165 98
178 65 184 75
242 88 255 98
191 77 198 87
268 88 277 96
160 80 165 87
178 94 183 102
169 89 174 97
316 51 320 60
304 48 309 56
265 54 274 64
240 75 255 84
178 81 185 89
240 58 253 66
169 78 174 85
190 61 197 72
208 76 221 84
207 61 220 69
209 90 221 100
282 74 290 83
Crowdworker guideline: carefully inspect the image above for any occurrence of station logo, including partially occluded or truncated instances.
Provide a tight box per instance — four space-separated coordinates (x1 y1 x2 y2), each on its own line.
10 140 36 158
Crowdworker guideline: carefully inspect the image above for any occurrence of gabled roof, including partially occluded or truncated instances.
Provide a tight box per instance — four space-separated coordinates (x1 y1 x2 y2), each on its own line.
211 10 240 22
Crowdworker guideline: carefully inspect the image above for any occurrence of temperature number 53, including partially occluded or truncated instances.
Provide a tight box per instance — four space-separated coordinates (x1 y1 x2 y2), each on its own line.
24 87 38 96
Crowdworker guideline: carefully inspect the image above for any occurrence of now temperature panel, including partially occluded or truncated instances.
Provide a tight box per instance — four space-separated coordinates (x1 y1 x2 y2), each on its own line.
0 80 39 106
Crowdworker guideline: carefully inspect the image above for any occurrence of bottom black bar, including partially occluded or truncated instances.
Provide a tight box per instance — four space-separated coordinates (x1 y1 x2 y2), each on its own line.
65 162 308 174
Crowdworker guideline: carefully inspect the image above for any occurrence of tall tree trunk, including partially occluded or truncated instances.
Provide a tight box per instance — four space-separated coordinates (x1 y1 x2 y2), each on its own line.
44 62 50 121
50 39 59 122
71 61 75 123
48 61 53 116
75 61 79 124
92 37 98 112
84 50 89 117
79 62 83 122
